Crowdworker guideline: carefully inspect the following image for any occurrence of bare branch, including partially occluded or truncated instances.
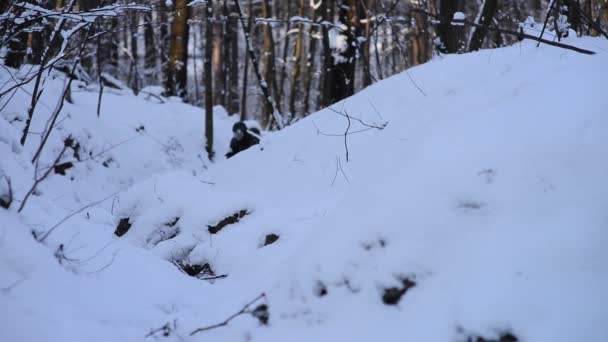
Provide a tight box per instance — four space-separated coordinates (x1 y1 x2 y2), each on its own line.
37 191 120 242
18 144 68 213
190 293 267 335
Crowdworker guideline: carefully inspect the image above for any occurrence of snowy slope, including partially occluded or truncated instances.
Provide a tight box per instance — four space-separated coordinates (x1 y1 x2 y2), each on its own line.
2 37 608 342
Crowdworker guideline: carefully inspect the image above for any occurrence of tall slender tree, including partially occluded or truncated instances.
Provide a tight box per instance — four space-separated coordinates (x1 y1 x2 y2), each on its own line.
205 1 214 160
166 0 189 98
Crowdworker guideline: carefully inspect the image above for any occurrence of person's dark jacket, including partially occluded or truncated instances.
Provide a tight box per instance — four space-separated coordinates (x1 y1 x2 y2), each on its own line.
226 131 260 158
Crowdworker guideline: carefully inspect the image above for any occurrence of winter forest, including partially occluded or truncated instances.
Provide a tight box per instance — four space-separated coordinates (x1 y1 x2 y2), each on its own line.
1 0 608 341
3 0 607 156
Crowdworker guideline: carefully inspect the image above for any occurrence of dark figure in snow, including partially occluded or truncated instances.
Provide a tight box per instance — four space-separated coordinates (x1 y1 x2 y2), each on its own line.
226 122 260 159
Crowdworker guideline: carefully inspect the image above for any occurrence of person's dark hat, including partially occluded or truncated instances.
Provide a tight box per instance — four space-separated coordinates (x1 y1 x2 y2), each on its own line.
232 122 247 133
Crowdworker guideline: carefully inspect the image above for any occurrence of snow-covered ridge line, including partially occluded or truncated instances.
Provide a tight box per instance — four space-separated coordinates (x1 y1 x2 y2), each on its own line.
1 37 608 342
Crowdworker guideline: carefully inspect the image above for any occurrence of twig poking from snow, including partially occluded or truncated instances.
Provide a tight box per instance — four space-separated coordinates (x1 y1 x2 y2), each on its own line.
337 157 350 184
200 274 228 281
368 100 384 121
86 250 121 275
331 156 350 186
190 293 267 335
18 144 68 213
1 276 27 293
344 110 351 162
326 106 387 130
38 191 120 242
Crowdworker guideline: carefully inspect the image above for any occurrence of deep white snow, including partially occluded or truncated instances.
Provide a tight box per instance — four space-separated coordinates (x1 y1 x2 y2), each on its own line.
1 36 607 342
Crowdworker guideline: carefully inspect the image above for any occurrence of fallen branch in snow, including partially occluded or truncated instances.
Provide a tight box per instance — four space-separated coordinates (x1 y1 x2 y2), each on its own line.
37 190 120 242
1 275 27 293
18 144 68 213
200 274 228 281
190 293 268 335
145 319 178 338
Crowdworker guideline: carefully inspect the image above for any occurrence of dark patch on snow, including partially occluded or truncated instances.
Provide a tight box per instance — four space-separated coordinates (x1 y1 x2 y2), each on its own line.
114 217 132 237
64 136 81 161
314 281 328 297
362 237 387 251
147 217 181 245
207 209 249 234
252 304 270 325
264 233 279 246
102 157 114 168
179 262 215 277
477 168 496 184
457 200 485 211
464 332 518 342
382 278 416 305
166 217 180 227
53 162 73 175
176 261 228 281
135 125 146 133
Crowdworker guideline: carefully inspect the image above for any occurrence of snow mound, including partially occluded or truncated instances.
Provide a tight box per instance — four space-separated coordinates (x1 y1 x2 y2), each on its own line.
2 38 608 342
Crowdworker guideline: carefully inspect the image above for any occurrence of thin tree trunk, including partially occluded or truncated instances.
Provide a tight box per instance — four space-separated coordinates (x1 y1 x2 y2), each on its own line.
167 0 189 98
233 0 283 129
411 5 429 66
240 0 253 121
327 0 358 105
160 2 170 90
277 0 292 114
468 0 498 51
288 0 305 116
213 2 226 106
228 7 240 115
260 0 281 128
361 0 373 87
303 4 319 115
130 10 140 94
205 1 214 160
438 0 462 53
320 0 334 108
143 11 157 84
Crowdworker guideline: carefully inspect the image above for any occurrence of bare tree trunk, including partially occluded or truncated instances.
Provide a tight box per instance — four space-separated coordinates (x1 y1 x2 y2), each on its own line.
602 0 608 28
6 33 27 68
303 4 319 115
260 0 281 128
288 0 305 116
361 0 373 87
228 6 240 115
410 4 430 66
240 0 253 121
129 10 140 94
233 0 283 129
205 1 214 160
143 11 157 84
160 2 170 89
468 0 498 51
438 0 463 53
327 0 359 105
277 0 292 114
213 2 226 106
166 0 189 98
320 0 334 108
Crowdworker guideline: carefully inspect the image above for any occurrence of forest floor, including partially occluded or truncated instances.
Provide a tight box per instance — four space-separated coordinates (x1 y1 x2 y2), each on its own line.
1 36 608 342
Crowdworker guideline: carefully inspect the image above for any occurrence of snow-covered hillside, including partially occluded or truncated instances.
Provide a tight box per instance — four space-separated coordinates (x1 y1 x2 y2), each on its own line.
2 37 607 342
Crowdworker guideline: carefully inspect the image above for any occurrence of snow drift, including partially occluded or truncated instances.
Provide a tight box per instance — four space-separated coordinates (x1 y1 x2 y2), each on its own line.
1 37 607 342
